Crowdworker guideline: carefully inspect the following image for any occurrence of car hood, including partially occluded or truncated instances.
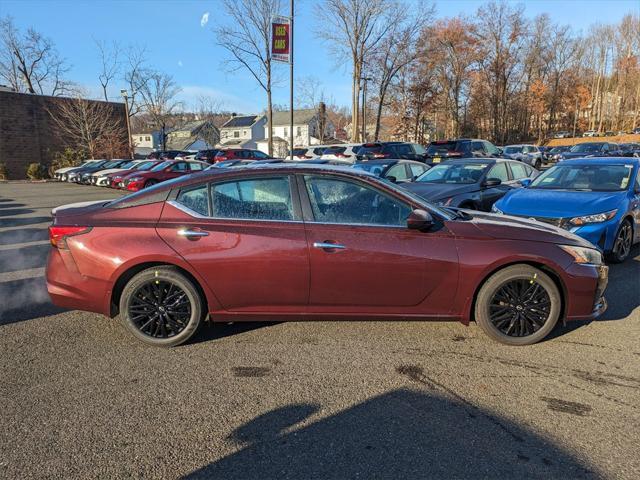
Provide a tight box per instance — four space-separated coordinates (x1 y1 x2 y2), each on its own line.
454 211 595 248
496 188 624 217
403 182 478 201
92 167 128 176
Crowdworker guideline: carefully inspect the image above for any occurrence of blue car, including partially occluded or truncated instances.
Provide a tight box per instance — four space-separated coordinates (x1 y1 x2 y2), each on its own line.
492 158 640 263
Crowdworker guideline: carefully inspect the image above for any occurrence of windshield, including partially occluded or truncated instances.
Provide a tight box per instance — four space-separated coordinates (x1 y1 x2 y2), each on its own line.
352 162 394 176
530 164 633 192
416 163 487 184
132 161 155 171
550 146 568 154
569 143 604 153
426 142 458 155
101 161 121 169
151 161 172 171
504 146 522 154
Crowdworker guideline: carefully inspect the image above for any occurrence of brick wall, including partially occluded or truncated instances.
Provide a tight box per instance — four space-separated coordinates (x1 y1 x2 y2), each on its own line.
0 91 127 179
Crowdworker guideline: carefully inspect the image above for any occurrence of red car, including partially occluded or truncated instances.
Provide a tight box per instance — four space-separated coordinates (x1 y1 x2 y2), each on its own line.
214 148 272 162
106 160 162 188
46 165 608 347
119 160 208 191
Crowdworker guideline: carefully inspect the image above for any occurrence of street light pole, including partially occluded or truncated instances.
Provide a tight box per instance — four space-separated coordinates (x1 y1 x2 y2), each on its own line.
120 89 133 159
289 0 294 161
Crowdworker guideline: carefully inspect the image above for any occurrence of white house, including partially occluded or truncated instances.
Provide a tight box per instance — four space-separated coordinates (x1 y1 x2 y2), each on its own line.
166 120 220 151
257 109 335 155
218 115 267 150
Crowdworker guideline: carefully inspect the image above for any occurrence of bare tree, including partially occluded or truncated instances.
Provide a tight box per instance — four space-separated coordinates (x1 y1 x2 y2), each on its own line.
47 93 128 159
95 39 121 101
296 75 326 108
316 0 398 141
137 70 182 149
216 0 282 155
122 46 149 118
0 16 71 95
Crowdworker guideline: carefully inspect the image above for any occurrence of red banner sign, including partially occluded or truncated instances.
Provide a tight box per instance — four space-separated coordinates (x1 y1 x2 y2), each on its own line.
272 17 290 63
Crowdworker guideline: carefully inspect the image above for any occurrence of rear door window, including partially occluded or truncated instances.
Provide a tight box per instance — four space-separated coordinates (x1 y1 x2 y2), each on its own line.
176 184 209 216
409 163 429 177
386 163 411 181
487 162 510 182
211 177 294 221
169 162 188 172
509 162 529 179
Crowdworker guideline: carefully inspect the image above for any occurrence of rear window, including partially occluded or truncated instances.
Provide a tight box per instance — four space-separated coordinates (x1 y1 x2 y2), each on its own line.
426 141 468 155
323 147 346 155
358 144 383 154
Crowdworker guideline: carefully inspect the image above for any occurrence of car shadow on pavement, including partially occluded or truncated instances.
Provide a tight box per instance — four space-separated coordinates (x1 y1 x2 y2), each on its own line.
0 277 65 325
0 227 49 245
0 202 26 209
0 216 51 228
0 208 35 217
185 389 597 479
192 321 280 344
0 244 50 273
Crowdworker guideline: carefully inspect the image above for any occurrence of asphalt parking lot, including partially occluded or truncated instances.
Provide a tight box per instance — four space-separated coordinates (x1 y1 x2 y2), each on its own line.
0 181 639 479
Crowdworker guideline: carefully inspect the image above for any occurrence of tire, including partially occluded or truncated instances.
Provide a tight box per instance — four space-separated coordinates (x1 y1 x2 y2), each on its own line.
474 265 561 346
534 159 542 170
119 266 204 347
607 219 633 264
144 179 158 188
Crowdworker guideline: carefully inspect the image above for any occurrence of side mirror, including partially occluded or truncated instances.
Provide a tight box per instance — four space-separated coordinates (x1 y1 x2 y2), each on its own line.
483 178 502 187
386 175 398 183
407 209 434 231
519 178 532 188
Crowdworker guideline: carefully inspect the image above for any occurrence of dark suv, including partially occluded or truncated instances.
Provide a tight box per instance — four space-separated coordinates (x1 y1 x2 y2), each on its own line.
214 149 272 162
356 142 427 162
194 149 221 163
425 139 503 164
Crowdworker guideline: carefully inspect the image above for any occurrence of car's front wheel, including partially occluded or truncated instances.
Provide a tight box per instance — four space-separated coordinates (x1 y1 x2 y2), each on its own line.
608 219 633 264
474 265 561 345
119 266 204 347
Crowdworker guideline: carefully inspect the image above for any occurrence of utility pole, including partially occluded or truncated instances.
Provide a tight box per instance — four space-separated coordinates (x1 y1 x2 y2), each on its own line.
289 0 294 161
120 89 134 159
573 95 579 138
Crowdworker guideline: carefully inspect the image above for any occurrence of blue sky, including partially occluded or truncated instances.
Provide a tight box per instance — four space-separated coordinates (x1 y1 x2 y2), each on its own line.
1 0 638 113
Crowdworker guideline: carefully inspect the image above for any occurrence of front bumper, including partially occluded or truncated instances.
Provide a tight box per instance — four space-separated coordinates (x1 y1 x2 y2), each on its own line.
566 263 608 321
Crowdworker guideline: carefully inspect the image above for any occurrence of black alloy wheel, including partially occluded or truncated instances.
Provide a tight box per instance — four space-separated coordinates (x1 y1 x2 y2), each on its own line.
120 266 203 347
488 279 551 337
475 265 561 345
609 220 633 263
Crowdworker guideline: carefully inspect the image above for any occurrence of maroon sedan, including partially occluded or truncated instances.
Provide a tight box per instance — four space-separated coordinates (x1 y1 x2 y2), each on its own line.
119 160 208 191
106 160 162 188
46 165 608 347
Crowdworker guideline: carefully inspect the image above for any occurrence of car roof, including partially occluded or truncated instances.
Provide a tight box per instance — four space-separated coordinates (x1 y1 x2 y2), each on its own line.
559 157 640 166
433 158 497 165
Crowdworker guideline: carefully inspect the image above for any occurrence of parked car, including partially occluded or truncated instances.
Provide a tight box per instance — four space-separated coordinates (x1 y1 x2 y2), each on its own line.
160 150 189 160
106 161 162 188
119 160 208 191
403 159 537 211
194 149 221 163
559 142 621 160
289 148 315 160
46 164 608 347
352 159 430 183
583 130 598 137
79 160 130 184
214 148 272 162
493 158 640 263
538 146 552 161
90 160 148 186
632 127 640 135
547 145 571 163
319 144 362 162
65 160 110 183
502 145 544 169
618 143 640 157
175 152 197 161
553 131 572 139
424 139 503 164
54 160 103 181
355 142 427 162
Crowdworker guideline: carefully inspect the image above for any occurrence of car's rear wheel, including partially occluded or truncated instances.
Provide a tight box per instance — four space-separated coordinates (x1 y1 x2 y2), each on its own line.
119 266 204 347
144 179 158 188
608 219 633 264
474 265 561 345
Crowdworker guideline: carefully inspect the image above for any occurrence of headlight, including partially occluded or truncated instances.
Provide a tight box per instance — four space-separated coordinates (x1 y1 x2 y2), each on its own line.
559 245 603 265
491 204 503 214
569 209 617 226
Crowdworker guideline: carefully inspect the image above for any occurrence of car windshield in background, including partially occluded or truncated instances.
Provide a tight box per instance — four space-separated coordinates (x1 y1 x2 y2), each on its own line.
119 162 136 169
133 161 156 170
530 164 633 192
101 161 120 169
504 147 522 154
352 162 394 176
416 163 487 184
323 147 346 155
151 161 172 171
550 146 568 153
426 142 458 155
358 145 383 154
569 143 604 153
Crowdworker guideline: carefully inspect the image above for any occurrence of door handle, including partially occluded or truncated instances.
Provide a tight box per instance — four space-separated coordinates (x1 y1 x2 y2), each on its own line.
313 241 346 250
178 228 209 240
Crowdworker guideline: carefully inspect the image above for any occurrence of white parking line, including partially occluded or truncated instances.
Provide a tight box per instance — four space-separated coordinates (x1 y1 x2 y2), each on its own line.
0 267 45 284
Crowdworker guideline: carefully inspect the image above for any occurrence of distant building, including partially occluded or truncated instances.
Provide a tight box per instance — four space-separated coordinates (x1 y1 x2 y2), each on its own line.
218 115 267 149
165 120 220 151
262 108 336 152
132 131 161 149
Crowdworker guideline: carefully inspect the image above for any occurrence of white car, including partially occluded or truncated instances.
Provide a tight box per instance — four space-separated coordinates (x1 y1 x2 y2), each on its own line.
583 130 598 137
502 144 544 169
175 152 197 160
319 144 363 162
89 160 148 186
54 160 102 181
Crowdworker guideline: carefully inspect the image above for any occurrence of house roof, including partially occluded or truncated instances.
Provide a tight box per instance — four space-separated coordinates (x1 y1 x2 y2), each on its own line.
221 115 261 128
271 109 317 126
170 120 218 135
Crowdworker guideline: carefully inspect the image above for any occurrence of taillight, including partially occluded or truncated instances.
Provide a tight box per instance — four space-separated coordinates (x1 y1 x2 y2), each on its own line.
49 226 91 248
336 153 351 158
373 153 387 158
